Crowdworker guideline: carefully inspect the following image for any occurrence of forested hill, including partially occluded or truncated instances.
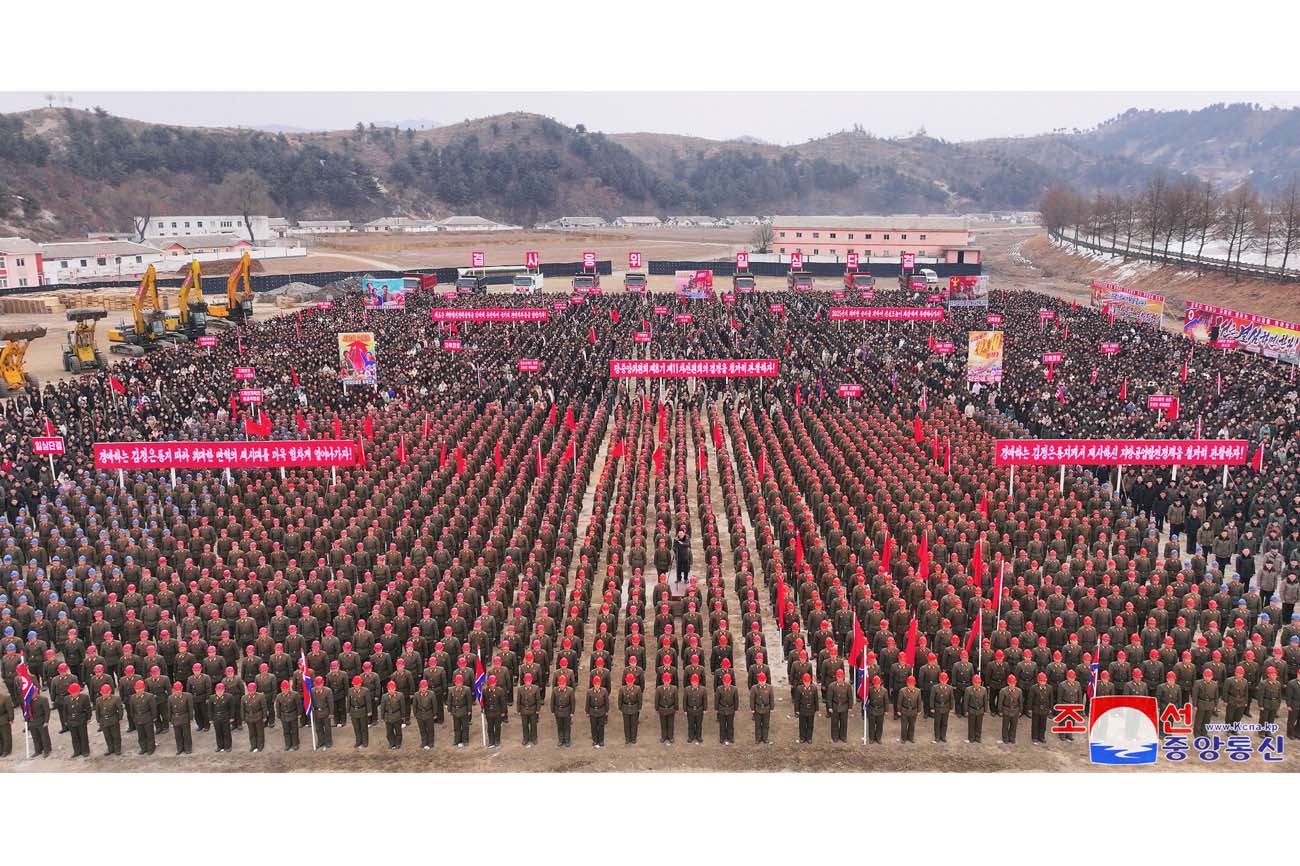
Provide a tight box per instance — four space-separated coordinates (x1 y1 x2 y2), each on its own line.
0 102 1295 238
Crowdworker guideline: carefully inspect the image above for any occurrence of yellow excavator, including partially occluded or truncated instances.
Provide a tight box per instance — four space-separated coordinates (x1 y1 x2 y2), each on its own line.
207 251 253 327
166 258 208 341
0 324 47 395
62 308 108 372
107 264 170 356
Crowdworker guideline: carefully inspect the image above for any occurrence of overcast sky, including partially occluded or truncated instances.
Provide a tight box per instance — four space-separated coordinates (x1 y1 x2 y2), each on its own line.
3 91 1297 144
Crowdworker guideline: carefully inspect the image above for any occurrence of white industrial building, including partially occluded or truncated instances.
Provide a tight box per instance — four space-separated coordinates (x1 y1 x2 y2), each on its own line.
40 240 165 282
137 214 272 242
613 216 662 228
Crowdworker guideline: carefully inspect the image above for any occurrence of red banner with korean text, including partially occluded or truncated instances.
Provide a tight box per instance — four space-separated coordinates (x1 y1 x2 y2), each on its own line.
829 307 945 321
993 439 1248 466
609 359 780 378
430 308 550 322
94 440 360 470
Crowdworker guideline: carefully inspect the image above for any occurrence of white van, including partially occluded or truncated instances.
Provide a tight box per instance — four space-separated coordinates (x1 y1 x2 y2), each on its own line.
512 273 544 294
920 268 939 289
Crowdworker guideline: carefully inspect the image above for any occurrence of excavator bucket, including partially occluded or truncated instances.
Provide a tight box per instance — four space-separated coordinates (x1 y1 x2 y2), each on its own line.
66 307 109 323
0 324 46 394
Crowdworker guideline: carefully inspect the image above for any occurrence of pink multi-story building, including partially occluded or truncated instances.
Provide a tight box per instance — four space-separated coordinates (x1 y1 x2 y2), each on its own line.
0 236 44 288
771 215 981 265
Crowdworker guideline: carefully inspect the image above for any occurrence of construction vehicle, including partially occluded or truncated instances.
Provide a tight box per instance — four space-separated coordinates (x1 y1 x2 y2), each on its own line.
787 269 814 291
107 264 171 356
0 324 46 395
164 258 208 341
207 251 253 327
732 270 756 293
572 270 601 294
843 270 875 291
62 308 108 372
623 272 648 293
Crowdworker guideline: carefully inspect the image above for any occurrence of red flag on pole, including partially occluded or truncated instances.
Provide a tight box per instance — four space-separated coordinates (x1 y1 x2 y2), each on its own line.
563 439 576 468
439 442 447 470
794 533 805 572
229 393 240 422
794 384 802 407
882 530 893 572
712 422 723 451
1090 367 1099 385
244 412 272 437
964 607 984 658
972 536 983 588
757 448 767 482
917 531 930 582
356 437 367 468
658 404 667 442
977 490 989 520
397 436 408 465
587 327 597 345
295 411 309 434
290 366 300 388
547 403 557 427
611 307 620 324
848 617 867 666
1119 379 1128 401
455 446 465 476
363 413 374 441
493 440 502 471
931 435 940 464
943 438 951 474
421 414 430 439
1251 443 1265 472
44 418 55 437
563 406 575 431
536 441 543 475
992 561 1006 609
1045 365 1054 383
109 375 126 395
652 445 664 476
611 438 625 458
776 579 788 630
913 415 923 443
900 617 919 668
332 415 342 439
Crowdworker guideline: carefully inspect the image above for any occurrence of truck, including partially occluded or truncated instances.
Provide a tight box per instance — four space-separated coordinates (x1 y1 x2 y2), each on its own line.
455 274 488 293
843 271 875 291
512 273 544 294
787 270 814 291
572 271 600 293
732 270 757 293
623 272 648 293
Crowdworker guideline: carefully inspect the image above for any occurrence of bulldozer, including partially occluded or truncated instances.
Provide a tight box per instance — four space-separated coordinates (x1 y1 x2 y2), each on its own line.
0 324 47 396
164 258 208 341
207 251 253 328
62 307 108 372
107 264 171 356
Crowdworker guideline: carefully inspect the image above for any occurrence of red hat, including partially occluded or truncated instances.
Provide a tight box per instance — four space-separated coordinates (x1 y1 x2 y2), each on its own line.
99 684 111 695
592 676 602 686
68 682 81 694
1203 669 1215 678
938 672 949 682
835 669 845 679
662 673 672 683
905 675 916 686
352 676 363 686
172 681 182 691
801 673 812 683
280 681 291 690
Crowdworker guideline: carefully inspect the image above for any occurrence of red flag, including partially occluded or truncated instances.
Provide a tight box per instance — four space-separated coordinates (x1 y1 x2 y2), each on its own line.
548 403 557 426
363 413 374 441
356 437 367 468
730 316 740 331
44 418 55 437
536 441 543 475
776 579 788 630
1251 443 1265 472
563 406 575 431
1216 373 1223 396
794 533 805 573
1119 379 1128 401
964 606 984 659
109 375 126 395
1180 361 1188 383
977 490 989 520
943 438 951 474
493 440 502 471
587 327 597 345
563 439 576 467
331 415 341 439
652 445 664 476
848 617 867 666
972 537 983 588
440 442 447 470
882 530 893 572
931 435 940 464
1045 365 1054 383
229 393 240 422
421 414 430 439
913 415 923 443
611 308 620 324
757 448 767 482
900 617 919 668
794 384 802 407
992 561 1005 609
611 438 625 458
711 422 723 451
295 411 309 434
290 366 300 388
917 531 930 582
244 412 272 437
455 446 465 476
657 404 667 442
641 395 649 416
1090 367 1099 385
397 436 408 465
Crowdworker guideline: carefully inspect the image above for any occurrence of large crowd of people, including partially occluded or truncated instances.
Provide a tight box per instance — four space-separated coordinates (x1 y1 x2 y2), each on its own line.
1 276 1298 762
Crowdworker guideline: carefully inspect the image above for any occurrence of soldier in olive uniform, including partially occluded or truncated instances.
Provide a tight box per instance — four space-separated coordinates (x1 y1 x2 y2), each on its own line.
1258 669 1282 734
242 682 268 752
751 671 774 744
65 682 93 758
312 677 335 749
962 674 989 743
1028 672 1054 743
483 674 509 748
448 673 474 747
27 689 52 757
347 675 372 748
655 672 679 743
998 674 1023 744
1055 669 1084 741
826 668 852 743
586 675 609 747
683 673 708 744
413 679 439 749
0 688 12 757
794 672 820 744
617 673 642 745
1156 671 1183 716
1193 668 1219 738
866 675 888 744
129 680 157 754
930 671 955 743
95 683 123 756
716 672 739 744
208 682 236 752
274 681 302 751
549 673 574 747
381 681 406 749
897 675 922 743
166 681 194 755
1224 666 1251 727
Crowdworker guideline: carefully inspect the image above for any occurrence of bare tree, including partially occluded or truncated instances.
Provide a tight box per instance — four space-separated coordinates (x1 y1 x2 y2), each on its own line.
1139 170 1168 256
1118 198 1139 257
1192 181 1219 270
1169 180 1199 258
1038 185 1083 236
215 170 275 244
1276 175 1300 277
132 206 152 243
1218 183 1258 279
1255 195 1280 270
751 222 774 254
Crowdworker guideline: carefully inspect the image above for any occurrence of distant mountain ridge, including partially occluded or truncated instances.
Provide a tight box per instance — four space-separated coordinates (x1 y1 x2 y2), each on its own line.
0 102 1292 239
